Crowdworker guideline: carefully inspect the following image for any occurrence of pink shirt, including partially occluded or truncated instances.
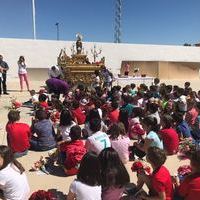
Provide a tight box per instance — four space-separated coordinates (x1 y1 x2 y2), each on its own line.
110 135 130 164
185 107 198 127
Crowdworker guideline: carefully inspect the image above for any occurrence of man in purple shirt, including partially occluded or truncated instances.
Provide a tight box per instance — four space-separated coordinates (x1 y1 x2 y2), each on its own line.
46 78 69 97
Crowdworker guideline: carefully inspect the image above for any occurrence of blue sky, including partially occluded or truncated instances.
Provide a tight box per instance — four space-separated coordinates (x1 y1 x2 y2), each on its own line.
0 0 200 45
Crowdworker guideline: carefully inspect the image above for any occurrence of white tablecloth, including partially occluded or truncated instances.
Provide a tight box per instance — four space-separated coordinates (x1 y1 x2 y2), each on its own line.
114 76 154 87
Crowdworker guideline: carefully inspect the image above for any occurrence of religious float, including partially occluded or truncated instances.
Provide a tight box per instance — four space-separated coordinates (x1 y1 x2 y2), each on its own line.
58 34 105 84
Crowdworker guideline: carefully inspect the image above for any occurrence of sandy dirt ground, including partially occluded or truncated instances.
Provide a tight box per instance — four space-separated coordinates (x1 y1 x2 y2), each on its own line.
0 78 195 199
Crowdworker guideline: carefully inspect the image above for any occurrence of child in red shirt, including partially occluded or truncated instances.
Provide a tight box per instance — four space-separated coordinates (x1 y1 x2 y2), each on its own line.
38 93 49 110
71 101 86 125
6 110 31 158
174 150 200 200
59 125 86 176
108 101 119 124
159 114 179 155
136 147 173 200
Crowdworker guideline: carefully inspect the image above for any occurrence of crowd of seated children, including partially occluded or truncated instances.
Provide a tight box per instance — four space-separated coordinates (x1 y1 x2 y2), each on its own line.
5 74 200 199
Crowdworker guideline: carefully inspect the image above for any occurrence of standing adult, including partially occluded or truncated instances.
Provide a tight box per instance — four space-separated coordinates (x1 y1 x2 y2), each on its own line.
0 55 9 95
100 65 113 89
124 62 130 76
48 65 63 79
46 78 69 98
18 56 30 92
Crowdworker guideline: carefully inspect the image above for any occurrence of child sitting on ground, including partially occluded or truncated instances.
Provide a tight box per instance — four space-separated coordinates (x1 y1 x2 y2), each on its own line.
6 110 31 158
174 149 200 200
59 125 86 176
23 90 38 108
136 146 173 200
71 101 86 125
109 123 130 164
129 107 145 140
0 145 30 200
99 147 130 200
67 152 101 200
37 93 49 110
173 112 192 139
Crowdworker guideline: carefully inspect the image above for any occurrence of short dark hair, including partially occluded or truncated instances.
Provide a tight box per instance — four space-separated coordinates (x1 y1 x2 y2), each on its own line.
86 109 100 122
8 110 20 123
89 118 101 133
196 102 200 110
119 109 129 132
131 107 144 118
154 78 160 85
38 94 47 102
148 103 158 113
161 114 173 129
146 146 166 167
35 109 47 121
51 66 56 70
190 150 200 168
69 125 81 141
130 83 136 89
98 147 130 188
111 101 118 110
184 82 190 88
72 101 80 109
77 152 101 186
30 90 36 95
172 112 184 124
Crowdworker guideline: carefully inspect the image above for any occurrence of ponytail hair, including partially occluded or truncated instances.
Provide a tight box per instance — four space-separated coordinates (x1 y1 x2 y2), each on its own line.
0 145 25 174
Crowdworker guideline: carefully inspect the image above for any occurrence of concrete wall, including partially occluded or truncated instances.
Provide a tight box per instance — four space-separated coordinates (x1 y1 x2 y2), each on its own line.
1 38 200 79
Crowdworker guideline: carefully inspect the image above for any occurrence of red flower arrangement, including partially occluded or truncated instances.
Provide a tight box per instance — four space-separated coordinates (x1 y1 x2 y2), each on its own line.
10 96 22 109
177 165 192 177
177 165 192 182
29 190 57 200
131 160 151 175
177 138 196 160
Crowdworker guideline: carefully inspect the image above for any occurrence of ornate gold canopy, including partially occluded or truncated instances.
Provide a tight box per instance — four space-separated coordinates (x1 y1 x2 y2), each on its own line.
58 35 105 84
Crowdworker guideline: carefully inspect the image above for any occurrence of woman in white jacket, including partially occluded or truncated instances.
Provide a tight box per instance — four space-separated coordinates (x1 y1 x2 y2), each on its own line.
18 56 30 92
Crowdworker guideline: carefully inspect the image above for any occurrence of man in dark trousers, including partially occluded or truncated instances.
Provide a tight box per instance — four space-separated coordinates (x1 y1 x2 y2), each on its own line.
0 55 9 95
